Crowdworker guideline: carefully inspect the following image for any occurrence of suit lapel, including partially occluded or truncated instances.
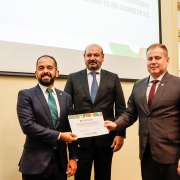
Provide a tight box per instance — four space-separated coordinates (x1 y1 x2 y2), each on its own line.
34 85 53 124
79 69 91 101
55 89 64 128
149 72 170 112
94 69 107 103
142 77 149 114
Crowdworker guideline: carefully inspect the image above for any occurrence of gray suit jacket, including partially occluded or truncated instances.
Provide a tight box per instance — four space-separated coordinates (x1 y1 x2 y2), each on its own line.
17 84 78 174
64 69 126 148
115 72 180 164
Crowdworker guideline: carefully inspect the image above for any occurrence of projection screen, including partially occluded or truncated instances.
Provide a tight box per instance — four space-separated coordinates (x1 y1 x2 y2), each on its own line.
0 0 161 80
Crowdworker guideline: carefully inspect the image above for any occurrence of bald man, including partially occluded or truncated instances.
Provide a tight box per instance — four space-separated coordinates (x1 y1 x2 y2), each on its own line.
64 44 126 180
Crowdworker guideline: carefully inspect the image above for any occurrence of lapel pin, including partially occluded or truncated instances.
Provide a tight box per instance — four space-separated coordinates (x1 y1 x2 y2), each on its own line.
161 84 164 86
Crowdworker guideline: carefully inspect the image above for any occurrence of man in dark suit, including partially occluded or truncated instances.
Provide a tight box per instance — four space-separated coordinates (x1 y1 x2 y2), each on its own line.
105 43 180 180
64 44 126 180
17 55 78 180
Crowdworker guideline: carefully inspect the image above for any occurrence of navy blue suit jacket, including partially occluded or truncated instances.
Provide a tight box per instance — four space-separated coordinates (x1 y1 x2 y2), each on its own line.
17 84 77 174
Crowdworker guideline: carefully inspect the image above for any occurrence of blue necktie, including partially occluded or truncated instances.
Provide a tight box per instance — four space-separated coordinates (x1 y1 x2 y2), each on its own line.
91 72 98 104
46 88 58 128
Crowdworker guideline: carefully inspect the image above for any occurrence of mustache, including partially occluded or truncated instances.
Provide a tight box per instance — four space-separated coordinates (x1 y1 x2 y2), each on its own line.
89 60 97 63
41 72 52 78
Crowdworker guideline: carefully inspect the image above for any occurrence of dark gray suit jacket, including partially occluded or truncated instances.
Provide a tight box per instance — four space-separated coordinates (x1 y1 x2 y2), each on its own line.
17 85 78 174
64 69 126 148
115 72 180 164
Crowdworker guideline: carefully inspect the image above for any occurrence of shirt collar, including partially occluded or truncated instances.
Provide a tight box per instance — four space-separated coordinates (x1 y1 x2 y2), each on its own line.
86 68 101 75
39 83 57 94
149 73 166 83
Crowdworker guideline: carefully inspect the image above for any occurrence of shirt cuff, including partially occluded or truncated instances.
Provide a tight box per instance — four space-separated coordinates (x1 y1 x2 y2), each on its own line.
58 132 61 140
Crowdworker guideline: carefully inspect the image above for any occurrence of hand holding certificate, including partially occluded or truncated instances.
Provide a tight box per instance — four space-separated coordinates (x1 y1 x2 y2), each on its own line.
68 112 109 138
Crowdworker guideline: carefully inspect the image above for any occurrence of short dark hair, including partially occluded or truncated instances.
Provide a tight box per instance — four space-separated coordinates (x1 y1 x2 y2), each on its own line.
84 44 104 55
36 55 57 69
146 43 168 57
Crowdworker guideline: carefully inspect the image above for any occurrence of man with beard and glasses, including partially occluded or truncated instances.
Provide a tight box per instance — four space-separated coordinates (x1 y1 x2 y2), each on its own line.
17 55 78 180
64 44 126 180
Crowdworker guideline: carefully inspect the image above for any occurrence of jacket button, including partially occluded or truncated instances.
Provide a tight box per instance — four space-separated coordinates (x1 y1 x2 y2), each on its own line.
145 132 148 136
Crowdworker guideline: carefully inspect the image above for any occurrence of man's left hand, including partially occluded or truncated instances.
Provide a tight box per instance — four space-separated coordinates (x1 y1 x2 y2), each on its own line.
111 136 124 152
66 159 77 177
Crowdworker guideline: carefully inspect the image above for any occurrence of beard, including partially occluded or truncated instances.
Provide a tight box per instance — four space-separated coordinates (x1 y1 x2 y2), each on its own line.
38 72 55 87
86 61 100 71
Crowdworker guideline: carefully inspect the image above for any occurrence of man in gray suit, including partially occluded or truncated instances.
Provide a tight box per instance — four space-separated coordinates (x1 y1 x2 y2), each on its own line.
64 44 126 180
17 55 78 180
105 43 180 180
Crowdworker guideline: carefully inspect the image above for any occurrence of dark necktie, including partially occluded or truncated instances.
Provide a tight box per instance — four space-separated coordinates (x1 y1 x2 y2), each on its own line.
46 88 58 128
90 72 98 104
148 80 159 108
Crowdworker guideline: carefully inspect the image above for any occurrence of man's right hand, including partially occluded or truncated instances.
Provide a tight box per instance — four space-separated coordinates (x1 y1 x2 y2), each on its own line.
60 132 78 143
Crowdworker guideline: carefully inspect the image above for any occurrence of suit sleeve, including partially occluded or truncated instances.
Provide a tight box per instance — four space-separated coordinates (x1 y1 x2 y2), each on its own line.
115 83 138 131
114 75 126 136
68 142 78 160
17 90 60 146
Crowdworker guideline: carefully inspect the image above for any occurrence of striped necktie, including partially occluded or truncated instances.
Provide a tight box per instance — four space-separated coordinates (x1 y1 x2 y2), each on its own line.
90 72 99 104
46 88 58 128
